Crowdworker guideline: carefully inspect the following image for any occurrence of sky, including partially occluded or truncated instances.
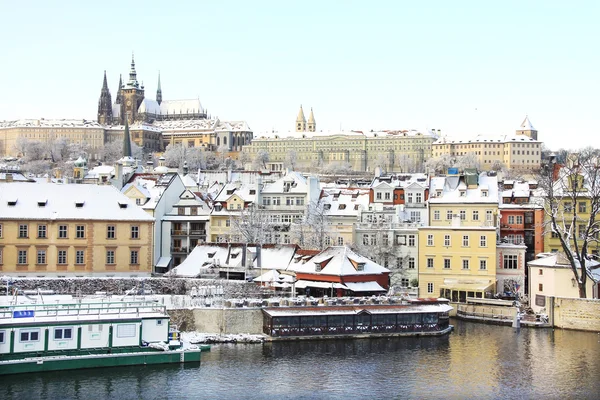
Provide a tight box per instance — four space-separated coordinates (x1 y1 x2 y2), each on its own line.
1 0 599 150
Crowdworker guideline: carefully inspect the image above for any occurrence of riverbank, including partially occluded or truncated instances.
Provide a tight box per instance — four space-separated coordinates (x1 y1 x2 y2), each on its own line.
183 332 266 344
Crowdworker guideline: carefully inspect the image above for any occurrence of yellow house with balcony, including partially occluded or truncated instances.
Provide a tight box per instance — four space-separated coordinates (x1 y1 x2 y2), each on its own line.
418 226 497 301
0 182 154 277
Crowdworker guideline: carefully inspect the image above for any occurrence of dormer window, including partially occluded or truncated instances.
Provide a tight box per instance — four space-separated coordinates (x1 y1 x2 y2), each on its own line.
436 190 442 197
357 263 365 271
75 201 85 208
482 190 488 197
118 201 128 209
226 190 234 195
339 204 346 210
38 200 47 207
207 252 216 258
459 190 466 197
7 198 17 206
249 189 256 195
324 204 331 210
315 263 322 272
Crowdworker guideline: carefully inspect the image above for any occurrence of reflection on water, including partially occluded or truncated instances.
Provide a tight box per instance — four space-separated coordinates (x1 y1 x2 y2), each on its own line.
2 321 600 400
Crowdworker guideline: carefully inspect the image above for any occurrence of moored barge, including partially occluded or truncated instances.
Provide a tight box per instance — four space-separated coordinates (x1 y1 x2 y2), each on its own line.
262 298 453 340
0 300 209 375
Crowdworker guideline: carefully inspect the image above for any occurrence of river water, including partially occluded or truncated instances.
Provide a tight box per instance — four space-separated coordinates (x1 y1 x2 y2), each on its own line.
2 320 600 400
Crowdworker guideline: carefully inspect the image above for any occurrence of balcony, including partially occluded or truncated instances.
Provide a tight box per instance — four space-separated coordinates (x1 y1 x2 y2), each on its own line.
405 202 427 208
171 247 189 254
189 229 207 236
171 229 189 235
262 204 306 211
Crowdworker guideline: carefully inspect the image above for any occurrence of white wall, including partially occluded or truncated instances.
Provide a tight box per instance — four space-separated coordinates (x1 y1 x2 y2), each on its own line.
141 318 169 343
80 323 110 349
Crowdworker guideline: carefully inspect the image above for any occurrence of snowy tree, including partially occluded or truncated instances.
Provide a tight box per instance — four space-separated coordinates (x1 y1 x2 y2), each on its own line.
455 153 480 171
284 150 298 171
186 147 208 171
13 136 30 158
290 201 329 250
424 154 454 175
231 204 271 244
252 150 269 170
164 143 186 168
45 136 70 163
216 144 230 170
100 140 125 164
539 148 600 298
238 151 251 169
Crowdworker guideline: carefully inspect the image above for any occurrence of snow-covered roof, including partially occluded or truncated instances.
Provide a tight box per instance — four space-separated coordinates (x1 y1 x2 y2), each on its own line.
429 172 499 204
254 129 437 140
214 182 257 204
152 119 251 133
434 133 540 145
371 173 429 189
138 98 204 116
0 182 154 221
261 171 307 194
290 246 389 276
180 174 198 188
0 119 104 129
263 303 453 317
320 189 370 217
519 116 536 131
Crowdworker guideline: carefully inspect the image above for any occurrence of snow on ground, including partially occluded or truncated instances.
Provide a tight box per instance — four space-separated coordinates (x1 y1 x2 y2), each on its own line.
182 331 266 344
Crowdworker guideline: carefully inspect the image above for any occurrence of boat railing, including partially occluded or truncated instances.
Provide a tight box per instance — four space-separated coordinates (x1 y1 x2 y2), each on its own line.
0 301 167 320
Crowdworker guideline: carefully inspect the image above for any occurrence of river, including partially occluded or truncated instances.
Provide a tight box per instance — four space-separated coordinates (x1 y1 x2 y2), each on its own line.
2 320 600 400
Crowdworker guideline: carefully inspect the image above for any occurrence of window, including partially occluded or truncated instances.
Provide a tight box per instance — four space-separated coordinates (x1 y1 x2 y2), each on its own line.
472 210 479 221
479 260 487 270
19 224 28 238
538 283 543 292
130 250 139 264
564 202 572 212
416 193 422 203
178 207 185 215
462 235 469 247
225 219 231 227
384 192 391 200
325 236 332 246
376 192 382 200
408 257 415 269
106 250 115 264
516 216 523 224
54 327 73 340
116 324 136 338
446 210 453 220
0 223 2 238
0 330 4 344
58 225 68 238
20 329 40 342
462 259 469 270
58 250 67 265
131 226 139 239
107 225 115 239
444 235 450 246
480 235 487 247
337 237 344 245
486 210 493 222
37 225 47 238
427 258 434 268
427 283 434 294
504 254 518 269
427 234 434 246
410 211 420 222
508 215 515 224
136 198 142 206
370 236 377 246
408 235 415 246
0 248 2 265
396 235 406 245
363 235 369 245
459 210 466 220
579 202 587 213
76 250 85 265
444 259 451 269
539 269 543 275
76 225 85 239
37 250 46 264
18 250 27 264
433 210 440 221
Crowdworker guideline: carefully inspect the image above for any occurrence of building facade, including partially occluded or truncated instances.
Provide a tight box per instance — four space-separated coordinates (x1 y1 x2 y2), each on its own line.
0 183 154 277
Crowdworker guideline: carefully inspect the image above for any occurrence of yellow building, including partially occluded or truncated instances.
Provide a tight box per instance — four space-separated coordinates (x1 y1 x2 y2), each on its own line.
418 226 497 300
243 126 439 172
428 171 498 228
431 116 542 171
0 182 154 277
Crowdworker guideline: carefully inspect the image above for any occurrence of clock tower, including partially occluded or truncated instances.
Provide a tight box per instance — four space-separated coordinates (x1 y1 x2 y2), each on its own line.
119 54 145 124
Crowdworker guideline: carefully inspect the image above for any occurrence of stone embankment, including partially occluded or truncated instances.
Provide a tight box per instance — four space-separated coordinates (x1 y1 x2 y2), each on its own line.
182 332 266 344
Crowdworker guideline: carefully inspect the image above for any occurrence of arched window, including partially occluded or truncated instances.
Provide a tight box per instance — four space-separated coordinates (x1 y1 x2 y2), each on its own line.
217 137 220 146
224 137 227 145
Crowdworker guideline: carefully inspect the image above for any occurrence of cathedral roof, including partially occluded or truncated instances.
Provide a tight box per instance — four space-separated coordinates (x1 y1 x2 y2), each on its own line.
0 119 104 129
138 98 204 116
518 116 536 131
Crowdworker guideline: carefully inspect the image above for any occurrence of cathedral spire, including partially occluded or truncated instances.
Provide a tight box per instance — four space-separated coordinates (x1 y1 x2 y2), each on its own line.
307 107 316 132
296 105 306 132
97 70 113 124
123 118 132 158
127 53 139 88
115 74 123 104
156 72 163 105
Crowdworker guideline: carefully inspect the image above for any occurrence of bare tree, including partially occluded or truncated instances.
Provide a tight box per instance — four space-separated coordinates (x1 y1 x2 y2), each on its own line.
252 149 269 170
290 201 328 250
284 150 298 171
424 154 454 175
539 148 600 298
456 153 480 171
238 151 251 169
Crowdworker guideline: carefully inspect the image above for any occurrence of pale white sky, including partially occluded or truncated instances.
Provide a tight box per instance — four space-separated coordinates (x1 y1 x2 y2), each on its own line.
1 1 598 150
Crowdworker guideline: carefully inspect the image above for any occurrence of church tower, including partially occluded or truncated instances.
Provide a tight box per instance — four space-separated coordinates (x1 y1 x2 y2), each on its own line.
156 73 163 105
115 74 123 105
307 107 316 132
516 115 538 140
296 105 307 132
120 54 145 125
97 71 113 124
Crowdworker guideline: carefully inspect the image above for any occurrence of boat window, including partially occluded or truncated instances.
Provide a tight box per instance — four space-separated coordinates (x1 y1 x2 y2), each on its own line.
20 329 40 342
117 324 137 338
0 330 5 344
54 327 73 340
156 320 164 326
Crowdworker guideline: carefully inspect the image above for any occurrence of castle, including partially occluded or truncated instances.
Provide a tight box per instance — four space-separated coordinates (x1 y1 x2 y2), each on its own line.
97 55 207 125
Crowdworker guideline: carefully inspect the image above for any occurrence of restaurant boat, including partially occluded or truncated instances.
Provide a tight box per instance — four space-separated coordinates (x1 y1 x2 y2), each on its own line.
262 298 453 340
0 299 209 375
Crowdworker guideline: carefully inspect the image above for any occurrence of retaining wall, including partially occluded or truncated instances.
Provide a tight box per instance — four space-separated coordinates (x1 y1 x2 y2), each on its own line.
552 297 600 332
